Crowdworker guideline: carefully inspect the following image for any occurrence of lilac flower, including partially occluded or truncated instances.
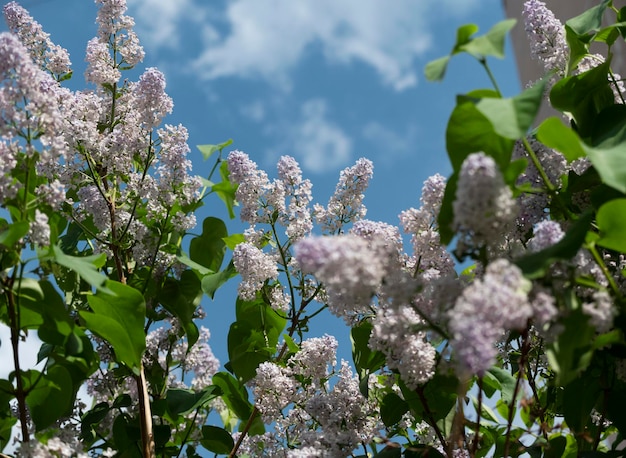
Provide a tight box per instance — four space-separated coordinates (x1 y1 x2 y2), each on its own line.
28 209 50 246
314 158 374 233
85 37 120 85
453 153 517 249
420 173 447 216
3 1 72 74
277 155 313 241
133 67 173 129
232 242 279 300
252 362 298 422
449 259 532 375
294 234 386 321
583 291 616 333
528 220 564 252
370 305 436 388
523 0 568 75
288 335 338 381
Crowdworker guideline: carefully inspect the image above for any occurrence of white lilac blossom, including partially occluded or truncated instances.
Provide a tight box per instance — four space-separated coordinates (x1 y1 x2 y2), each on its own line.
527 220 564 252
523 0 568 75
420 173 447 216
133 67 173 130
85 37 120 85
28 209 50 246
449 259 532 375
3 1 72 75
582 290 616 333
232 242 279 301
252 362 299 422
277 155 313 240
370 305 437 388
294 234 386 322
453 152 518 250
314 158 374 233
227 150 276 224
301 361 378 455
288 334 337 381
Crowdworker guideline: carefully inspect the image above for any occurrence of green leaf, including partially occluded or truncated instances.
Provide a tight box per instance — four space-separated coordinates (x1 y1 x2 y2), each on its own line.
546 309 595 386
25 366 74 431
446 91 515 173
516 211 593 278
401 375 458 423
201 425 235 454
536 117 587 162
165 386 222 418
596 198 626 251
475 78 546 140
223 233 245 250
351 321 386 374
550 60 615 138
211 371 264 435
81 281 146 371
201 260 238 299
0 221 29 248
565 0 610 36
563 374 601 433
437 172 458 245
486 367 517 405
380 392 409 427
459 19 516 59
190 217 228 272
197 139 233 161
213 161 238 219
50 245 109 292
424 55 451 82
158 270 202 346
584 143 626 194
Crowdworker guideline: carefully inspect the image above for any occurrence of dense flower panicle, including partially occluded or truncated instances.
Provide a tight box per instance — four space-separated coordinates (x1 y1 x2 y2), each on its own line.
370 305 436 388
294 234 386 321
232 242 279 300
314 158 373 233
3 1 72 75
277 155 313 240
528 220 564 252
449 259 532 375
453 153 518 249
28 209 50 246
351 219 404 265
288 335 338 380
133 67 174 129
85 37 120 85
0 141 18 203
583 291 616 333
252 362 299 422
420 173 447 216
227 150 276 223
523 0 567 74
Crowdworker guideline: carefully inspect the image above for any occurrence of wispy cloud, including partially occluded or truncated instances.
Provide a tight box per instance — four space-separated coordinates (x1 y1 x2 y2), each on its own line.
268 99 352 173
129 0 480 91
361 121 418 165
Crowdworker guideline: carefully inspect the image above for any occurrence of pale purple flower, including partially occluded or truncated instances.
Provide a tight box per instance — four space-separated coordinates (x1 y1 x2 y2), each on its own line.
453 153 517 249
252 362 298 422
528 220 564 252
370 305 436 388
232 242 278 300
420 173 447 216
449 259 532 375
3 1 72 74
523 0 568 74
583 291 616 333
294 234 386 321
288 335 338 380
85 37 120 85
28 209 50 246
227 150 274 224
118 29 144 66
133 67 173 129
314 158 373 233
0 140 18 203
277 155 313 240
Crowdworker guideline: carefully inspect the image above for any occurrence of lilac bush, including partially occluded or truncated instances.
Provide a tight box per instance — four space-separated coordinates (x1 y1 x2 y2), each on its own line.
1 0 626 457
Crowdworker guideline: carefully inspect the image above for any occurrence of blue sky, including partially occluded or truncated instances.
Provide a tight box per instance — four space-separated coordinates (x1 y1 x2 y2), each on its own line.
1 0 524 374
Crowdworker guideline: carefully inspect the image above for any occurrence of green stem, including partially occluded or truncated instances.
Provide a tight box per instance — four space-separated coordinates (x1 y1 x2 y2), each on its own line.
587 244 621 298
480 57 502 97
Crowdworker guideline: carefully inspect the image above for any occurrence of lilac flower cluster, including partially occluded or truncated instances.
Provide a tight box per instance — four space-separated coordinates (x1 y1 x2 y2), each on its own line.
449 259 532 375
523 0 568 75
250 339 377 456
453 153 518 252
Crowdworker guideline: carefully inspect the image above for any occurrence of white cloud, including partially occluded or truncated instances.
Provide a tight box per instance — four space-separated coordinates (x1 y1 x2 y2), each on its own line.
0 326 44 379
128 0 480 91
271 99 352 173
127 0 214 50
